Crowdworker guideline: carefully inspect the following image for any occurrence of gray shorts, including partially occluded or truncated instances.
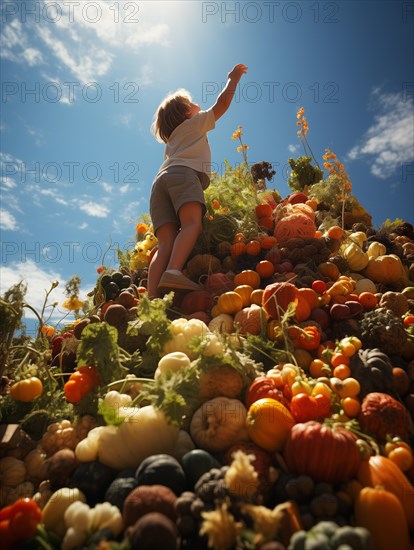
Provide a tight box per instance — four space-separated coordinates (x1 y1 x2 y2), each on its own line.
150 166 209 234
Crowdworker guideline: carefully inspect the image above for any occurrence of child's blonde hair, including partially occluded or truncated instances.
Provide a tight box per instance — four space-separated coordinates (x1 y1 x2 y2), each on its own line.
151 89 193 143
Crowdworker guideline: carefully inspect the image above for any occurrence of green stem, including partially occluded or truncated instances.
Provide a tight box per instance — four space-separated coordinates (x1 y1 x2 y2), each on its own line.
105 377 155 391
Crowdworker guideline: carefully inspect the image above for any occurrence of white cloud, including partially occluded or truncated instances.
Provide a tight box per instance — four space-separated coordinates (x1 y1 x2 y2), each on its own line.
78 222 89 230
288 144 299 154
1 176 16 189
119 184 130 194
26 125 46 147
0 19 43 66
22 48 43 66
114 114 134 127
79 201 110 217
0 209 19 231
101 182 113 193
347 90 414 179
0 259 88 321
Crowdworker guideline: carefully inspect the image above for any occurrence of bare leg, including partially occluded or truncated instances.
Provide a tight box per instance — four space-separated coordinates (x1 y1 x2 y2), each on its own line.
167 202 203 271
147 222 178 298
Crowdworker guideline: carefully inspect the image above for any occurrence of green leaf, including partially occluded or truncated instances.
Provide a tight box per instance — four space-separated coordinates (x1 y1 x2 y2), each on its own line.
77 322 126 384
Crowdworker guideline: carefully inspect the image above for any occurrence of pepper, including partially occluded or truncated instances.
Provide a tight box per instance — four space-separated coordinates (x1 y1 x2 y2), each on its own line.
0 498 42 549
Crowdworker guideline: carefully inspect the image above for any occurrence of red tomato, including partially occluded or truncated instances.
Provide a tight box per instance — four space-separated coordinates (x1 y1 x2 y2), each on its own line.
403 315 414 328
245 376 289 409
314 393 332 419
290 393 319 422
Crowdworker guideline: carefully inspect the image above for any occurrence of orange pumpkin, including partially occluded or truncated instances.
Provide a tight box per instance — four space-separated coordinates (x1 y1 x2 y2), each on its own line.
293 293 312 322
256 260 275 279
246 398 295 452
274 213 316 244
251 288 264 305
297 287 319 310
258 216 275 231
259 235 278 250
364 254 407 284
230 242 246 257
357 455 414 530
355 486 410 550
233 284 254 307
318 261 340 281
233 270 261 290
290 202 316 221
217 291 243 314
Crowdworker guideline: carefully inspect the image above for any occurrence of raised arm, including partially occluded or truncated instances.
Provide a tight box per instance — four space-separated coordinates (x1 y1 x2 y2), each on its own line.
212 64 248 121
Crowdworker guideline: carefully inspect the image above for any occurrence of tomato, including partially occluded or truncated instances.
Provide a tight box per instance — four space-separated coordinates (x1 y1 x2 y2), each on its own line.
388 446 413 471
10 377 43 402
290 393 319 422
314 393 332 418
312 279 327 294
403 315 414 328
64 366 99 403
245 376 289 409
246 398 295 452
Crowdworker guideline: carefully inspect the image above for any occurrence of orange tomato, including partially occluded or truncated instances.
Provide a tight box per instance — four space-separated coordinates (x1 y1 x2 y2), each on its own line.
245 240 261 256
359 292 378 309
256 260 274 278
10 377 43 402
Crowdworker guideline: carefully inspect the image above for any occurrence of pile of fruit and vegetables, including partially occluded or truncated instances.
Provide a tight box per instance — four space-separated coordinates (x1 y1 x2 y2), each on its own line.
1 112 414 550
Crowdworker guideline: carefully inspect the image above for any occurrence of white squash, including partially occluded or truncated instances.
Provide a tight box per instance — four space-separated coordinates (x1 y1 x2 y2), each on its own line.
190 397 249 453
75 405 179 470
162 318 210 359
154 351 191 379
208 313 234 333
42 487 86 536
355 278 378 295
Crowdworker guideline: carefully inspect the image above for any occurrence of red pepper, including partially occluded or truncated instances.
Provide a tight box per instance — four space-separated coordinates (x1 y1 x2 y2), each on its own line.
64 365 100 403
0 498 42 548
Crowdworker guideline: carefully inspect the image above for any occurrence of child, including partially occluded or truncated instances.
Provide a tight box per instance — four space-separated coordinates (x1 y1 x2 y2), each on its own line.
147 64 248 298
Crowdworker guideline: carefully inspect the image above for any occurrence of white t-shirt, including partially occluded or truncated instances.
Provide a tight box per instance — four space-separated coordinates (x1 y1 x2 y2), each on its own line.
157 108 216 182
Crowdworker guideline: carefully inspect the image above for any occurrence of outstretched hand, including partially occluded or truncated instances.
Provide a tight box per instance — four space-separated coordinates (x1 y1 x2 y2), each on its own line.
228 64 248 82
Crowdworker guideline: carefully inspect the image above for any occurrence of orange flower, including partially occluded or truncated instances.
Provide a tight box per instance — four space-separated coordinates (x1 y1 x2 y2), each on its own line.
41 325 55 338
135 222 148 234
232 127 242 140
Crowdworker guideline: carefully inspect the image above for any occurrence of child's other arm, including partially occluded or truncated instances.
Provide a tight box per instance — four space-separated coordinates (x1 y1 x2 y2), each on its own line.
212 64 248 121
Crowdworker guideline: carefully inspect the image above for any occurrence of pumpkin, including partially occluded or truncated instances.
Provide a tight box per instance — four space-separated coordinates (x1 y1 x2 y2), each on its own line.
250 288 264 305
290 202 315 221
355 486 410 550
262 281 298 320
246 398 295 452
208 313 234 333
354 277 378 295
105 476 138 511
259 235 278 250
217 291 243 314
234 304 263 335
318 261 340 281
286 191 308 205
348 231 368 248
189 397 249 453
186 254 221 278
70 461 116 506
203 272 234 296
255 203 273 218
245 376 289 410
293 293 312 322
233 284 254 307
283 421 361 484
179 290 214 315
357 455 414 530
364 254 407 284
233 269 261 289
343 242 369 271
0 456 26 488
274 213 316 243
366 241 387 259
358 392 410 443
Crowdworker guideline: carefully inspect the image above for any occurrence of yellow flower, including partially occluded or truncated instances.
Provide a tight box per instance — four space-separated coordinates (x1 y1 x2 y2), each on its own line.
237 145 243 152
232 128 242 140
297 107 305 118
62 296 84 311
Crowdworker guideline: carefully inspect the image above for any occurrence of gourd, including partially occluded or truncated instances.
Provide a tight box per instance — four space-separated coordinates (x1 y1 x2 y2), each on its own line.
358 392 410 443
204 272 234 296
283 421 361 484
274 213 316 243
75 406 180 470
357 454 414 530
234 304 262 335
262 282 298 320
217 291 243 314
355 486 410 550
186 254 221 278
343 242 369 271
0 456 26 488
246 398 295 452
379 291 409 317
189 397 249 452
208 313 234 333
70 461 116 506
135 454 186 496
179 290 214 315
161 318 210 360
181 449 221 489
154 352 191 379
366 241 387 258
105 476 137 511
354 277 377 295
42 487 86 536
233 270 261 289
348 231 367 248
364 254 406 284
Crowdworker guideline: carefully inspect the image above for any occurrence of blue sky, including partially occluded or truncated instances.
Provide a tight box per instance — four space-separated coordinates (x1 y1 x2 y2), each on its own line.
1 0 413 332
